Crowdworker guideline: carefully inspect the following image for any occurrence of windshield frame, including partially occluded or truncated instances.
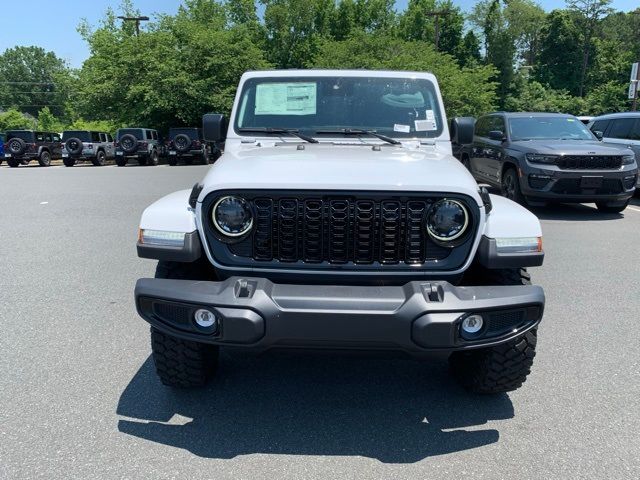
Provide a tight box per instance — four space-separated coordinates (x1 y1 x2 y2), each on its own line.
507 116 596 142
232 74 445 140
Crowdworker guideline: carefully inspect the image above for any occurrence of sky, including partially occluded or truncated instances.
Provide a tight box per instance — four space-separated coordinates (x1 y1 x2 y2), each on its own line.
0 0 638 68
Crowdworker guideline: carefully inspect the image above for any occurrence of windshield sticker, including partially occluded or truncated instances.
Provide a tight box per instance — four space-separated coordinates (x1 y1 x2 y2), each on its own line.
255 82 317 116
415 119 437 132
426 110 435 121
393 124 411 133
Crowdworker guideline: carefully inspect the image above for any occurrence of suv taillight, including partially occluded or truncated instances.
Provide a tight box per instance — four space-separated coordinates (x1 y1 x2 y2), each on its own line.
193 140 201 148
140 141 148 147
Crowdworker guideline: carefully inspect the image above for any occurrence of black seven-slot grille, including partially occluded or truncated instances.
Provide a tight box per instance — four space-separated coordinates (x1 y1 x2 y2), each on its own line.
557 155 622 170
204 191 478 272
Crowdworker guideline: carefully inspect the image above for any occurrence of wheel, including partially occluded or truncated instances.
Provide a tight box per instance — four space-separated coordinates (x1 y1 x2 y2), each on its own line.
115 156 127 167
450 268 538 394
151 260 219 388
596 200 628 213
502 167 525 205
149 149 159 166
92 150 106 166
63 157 76 167
38 150 51 167
168 157 178 166
7 158 20 168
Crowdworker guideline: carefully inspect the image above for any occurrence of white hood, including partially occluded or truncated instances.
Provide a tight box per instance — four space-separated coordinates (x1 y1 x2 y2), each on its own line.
199 143 482 205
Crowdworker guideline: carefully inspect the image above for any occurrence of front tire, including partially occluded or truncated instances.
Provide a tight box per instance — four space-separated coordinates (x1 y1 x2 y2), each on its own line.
502 167 526 205
150 260 219 388
92 150 106 166
596 200 628 213
450 268 538 394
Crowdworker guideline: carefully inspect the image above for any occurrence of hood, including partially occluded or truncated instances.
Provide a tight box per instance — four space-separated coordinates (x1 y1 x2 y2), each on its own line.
509 139 631 156
199 143 482 205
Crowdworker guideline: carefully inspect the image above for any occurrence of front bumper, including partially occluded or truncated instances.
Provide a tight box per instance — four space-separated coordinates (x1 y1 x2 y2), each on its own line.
135 277 544 354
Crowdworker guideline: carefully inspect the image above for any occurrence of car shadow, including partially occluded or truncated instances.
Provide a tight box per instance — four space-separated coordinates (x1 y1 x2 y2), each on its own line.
529 202 624 221
117 351 513 463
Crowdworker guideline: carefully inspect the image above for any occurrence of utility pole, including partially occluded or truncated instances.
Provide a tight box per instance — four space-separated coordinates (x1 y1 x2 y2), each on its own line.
425 10 450 51
117 16 149 36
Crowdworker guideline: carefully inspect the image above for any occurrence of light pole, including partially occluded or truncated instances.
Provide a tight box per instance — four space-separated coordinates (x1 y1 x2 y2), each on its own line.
117 15 149 36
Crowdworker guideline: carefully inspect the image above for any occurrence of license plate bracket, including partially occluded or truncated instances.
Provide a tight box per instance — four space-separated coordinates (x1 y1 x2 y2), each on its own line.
580 176 603 188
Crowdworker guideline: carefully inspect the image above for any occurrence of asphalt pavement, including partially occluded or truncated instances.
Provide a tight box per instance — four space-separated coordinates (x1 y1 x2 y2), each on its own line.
1 163 639 479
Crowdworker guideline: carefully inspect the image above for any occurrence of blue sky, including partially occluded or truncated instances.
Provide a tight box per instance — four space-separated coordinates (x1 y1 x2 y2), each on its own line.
1 0 638 68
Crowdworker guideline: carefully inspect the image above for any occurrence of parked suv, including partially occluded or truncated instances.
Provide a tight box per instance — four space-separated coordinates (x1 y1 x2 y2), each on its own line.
588 112 640 192
460 112 637 213
114 128 161 166
61 130 114 167
167 127 219 166
4 130 62 167
0 133 5 165
134 70 546 394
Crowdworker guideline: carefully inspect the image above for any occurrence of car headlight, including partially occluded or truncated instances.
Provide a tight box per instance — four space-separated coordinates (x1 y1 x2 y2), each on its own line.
526 153 559 164
212 196 253 237
622 154 635 165
425 199 469 246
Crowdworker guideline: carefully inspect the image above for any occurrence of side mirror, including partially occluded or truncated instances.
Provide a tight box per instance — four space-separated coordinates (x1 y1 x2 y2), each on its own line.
593 130 604 141
451 117 475 145
488 130 506 141
202 113 227 142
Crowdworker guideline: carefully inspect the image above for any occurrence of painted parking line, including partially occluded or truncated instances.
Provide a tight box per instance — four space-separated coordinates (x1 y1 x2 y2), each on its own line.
627 206 640 213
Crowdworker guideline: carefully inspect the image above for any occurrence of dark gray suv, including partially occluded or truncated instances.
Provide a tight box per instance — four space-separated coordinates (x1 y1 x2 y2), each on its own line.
460 112 637 213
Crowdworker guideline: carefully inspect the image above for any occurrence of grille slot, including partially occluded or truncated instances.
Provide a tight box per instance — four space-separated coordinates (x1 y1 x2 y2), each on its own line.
557 155 622 170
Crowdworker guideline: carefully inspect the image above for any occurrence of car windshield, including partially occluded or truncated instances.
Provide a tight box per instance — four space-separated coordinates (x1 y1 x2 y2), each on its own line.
509 117 594 141
169 128 199 139
117 129 144 140
234 76 443 139
7 131 34 141
62 131 91 142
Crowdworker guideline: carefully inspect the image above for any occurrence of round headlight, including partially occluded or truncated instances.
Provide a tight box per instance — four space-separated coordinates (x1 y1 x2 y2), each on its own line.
426 199 469 244
212 196 253 237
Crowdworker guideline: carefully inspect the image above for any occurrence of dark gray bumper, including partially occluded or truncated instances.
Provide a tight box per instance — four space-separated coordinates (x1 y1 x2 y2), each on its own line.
135 277 544 354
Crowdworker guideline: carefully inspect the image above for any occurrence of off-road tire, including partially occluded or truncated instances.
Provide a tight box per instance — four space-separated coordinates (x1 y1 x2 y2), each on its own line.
38 150 51 167
150 260 219 388
596 201 628 214
115 156 127 167
92 150 106 166
450 268 537 394
7 158 20 168
502 167 526 205
63 157 76 167
149 149 159 166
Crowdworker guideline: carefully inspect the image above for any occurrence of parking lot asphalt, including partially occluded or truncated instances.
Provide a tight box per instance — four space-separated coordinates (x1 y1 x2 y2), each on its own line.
1 164 639 479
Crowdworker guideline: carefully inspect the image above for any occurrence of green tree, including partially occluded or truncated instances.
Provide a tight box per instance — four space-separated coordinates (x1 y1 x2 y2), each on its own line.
505 75 585 114
0 109 37 131
37 107 65 132
0 46 74 118
456 31 482 67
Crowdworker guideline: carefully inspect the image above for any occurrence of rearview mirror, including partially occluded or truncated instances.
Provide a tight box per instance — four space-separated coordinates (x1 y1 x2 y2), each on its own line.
488 130 506 141
450 117 475 145
202 113 227 142
593 130 604 141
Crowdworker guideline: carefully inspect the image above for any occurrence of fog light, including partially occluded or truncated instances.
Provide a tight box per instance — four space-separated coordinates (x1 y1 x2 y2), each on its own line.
194 309 218 331
461 314 484 335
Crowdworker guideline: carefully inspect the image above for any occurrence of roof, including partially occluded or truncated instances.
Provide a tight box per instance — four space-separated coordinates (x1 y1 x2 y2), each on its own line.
591 112 640 120
241 69 438 82
485 112 576 118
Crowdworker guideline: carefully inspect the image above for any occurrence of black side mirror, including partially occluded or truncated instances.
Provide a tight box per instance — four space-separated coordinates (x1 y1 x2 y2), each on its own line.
488 130 506 141
202 113 227 142
593 130 604 141
451 117 475 145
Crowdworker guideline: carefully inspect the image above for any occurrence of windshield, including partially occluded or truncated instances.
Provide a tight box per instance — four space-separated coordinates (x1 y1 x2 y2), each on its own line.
234 76 443 139
117 129 144 140
62 131 91 142
509 117 594 141
169 128 199 139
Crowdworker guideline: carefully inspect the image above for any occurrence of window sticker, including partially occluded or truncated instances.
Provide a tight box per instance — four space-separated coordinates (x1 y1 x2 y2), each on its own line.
426 109 435 121
255 82 317 115
394 124 411 133
415 119 437 132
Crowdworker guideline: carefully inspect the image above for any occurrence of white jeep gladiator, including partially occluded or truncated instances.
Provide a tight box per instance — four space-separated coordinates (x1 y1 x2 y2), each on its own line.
135 70 545 393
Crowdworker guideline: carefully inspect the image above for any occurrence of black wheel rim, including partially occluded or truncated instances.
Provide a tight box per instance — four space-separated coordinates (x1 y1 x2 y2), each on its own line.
504 173 515 199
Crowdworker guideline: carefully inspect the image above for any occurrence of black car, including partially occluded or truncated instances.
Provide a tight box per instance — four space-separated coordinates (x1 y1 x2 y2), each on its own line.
4 130 62 167
166 127 219 166
459 112 637 213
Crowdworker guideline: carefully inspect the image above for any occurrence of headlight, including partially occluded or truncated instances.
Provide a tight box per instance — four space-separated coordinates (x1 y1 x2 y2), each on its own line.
622 154 635 165
212 196 253 237
526 153 559 164
425 199 469 245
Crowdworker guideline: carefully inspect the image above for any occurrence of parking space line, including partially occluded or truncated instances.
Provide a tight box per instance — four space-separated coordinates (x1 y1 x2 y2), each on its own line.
627 206 640 213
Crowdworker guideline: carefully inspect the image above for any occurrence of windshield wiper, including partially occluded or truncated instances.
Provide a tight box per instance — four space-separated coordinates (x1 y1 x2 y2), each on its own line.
315 128 401 145
238 127 318 143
